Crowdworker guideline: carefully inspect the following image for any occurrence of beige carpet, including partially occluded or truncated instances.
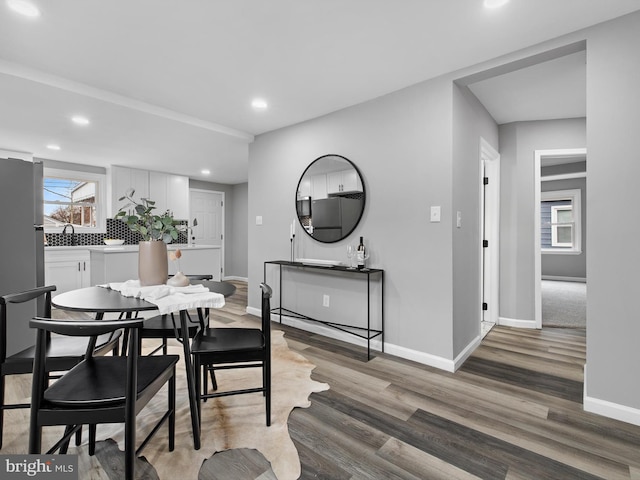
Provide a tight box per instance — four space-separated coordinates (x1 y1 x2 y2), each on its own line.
68 315 329 479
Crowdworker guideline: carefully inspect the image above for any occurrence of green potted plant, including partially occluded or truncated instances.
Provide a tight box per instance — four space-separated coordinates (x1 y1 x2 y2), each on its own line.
115 188 179 285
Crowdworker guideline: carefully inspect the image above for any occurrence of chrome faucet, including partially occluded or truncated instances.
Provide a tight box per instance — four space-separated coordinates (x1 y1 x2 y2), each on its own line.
62 224 76 246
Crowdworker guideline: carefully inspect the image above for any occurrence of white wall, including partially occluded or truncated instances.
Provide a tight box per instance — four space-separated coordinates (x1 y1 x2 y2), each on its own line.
452 85 499 355
230 182 248 279
249 75 461 365
498 118 586 321
249 9 640 422
585 11 640 419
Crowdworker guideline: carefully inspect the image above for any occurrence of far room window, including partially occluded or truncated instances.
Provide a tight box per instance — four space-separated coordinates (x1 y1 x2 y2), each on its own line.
44 168 106 233
541 189 581 254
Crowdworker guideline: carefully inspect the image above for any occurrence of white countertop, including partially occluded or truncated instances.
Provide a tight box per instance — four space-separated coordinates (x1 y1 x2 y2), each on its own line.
46 244 220 253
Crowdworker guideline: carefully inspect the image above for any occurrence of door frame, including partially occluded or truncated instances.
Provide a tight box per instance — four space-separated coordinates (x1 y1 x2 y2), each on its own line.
480 138 500 325
534 147 586 328
189 188 225 279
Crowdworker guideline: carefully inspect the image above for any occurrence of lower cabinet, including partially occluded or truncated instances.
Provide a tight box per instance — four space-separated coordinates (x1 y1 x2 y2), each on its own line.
44 249 91 297
90 246 221 285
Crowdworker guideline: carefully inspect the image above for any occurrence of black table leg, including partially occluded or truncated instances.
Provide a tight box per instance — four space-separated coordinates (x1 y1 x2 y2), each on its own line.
179 309 201 449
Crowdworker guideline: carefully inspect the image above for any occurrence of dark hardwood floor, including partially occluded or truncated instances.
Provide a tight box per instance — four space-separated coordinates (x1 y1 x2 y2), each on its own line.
4 281 639 479
249 282 638 480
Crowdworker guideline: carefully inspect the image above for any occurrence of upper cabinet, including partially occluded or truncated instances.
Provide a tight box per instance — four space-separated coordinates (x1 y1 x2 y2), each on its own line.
110 166 189 220
149 172 189 220
311 174 328 200
327 169 363 195
111 166 149 216
297 177 311 199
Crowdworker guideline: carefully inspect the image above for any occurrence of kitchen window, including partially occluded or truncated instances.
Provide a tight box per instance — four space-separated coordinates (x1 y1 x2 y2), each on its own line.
43 168 106 232
541 189 581 254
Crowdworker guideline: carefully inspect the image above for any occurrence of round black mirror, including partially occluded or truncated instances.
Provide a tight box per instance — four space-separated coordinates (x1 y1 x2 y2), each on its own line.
295 154 366 243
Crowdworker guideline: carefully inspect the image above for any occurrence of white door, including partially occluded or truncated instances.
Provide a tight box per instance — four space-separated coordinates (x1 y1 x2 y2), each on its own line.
480 139 500 326
190 189 224 274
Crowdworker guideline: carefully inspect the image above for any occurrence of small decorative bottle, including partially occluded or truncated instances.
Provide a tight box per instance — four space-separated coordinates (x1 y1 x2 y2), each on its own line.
356 236 366 270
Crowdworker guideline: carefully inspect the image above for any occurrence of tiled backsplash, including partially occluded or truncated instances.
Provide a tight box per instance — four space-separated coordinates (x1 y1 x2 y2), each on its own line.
46 218 189 247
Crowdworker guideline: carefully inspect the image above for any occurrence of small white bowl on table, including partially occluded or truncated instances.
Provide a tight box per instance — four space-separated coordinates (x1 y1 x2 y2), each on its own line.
104 239 125 246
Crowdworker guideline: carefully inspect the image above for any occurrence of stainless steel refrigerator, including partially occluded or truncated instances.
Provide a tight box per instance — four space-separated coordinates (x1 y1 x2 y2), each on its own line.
0 157 45 356
311 197 362 242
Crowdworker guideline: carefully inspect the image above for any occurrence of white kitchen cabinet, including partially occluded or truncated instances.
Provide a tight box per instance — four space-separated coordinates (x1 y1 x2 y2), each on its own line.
111 166 149 215
149 172 190 220
297 177 311 199
45 249 91 297
327 169 363 195
89 244 221 285
311 174 328 200
167 245 221 280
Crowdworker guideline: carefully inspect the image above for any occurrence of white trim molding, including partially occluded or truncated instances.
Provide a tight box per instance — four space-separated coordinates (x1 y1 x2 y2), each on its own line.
498 316 537 329
453 335 481 371
542 172 586 182
224 275 248 282
584 365 640 426
542 275 586 283
246 307 460 372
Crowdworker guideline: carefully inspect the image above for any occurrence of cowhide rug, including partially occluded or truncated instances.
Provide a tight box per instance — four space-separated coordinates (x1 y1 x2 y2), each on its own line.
67 315 329 479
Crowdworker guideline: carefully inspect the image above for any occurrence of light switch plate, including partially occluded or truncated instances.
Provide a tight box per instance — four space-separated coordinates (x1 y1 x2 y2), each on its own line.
430 206 441 222
456 211 462 228
256 215 263 225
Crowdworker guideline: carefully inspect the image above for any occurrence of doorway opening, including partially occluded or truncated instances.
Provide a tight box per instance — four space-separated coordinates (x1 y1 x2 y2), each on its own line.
534 148 587 329
190 189 225 278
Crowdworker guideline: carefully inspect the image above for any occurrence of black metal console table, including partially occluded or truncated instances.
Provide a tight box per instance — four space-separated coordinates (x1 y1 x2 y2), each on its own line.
264 260 384 360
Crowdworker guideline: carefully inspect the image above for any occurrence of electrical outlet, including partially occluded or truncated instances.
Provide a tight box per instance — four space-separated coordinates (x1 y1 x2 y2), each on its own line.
323 294 330 307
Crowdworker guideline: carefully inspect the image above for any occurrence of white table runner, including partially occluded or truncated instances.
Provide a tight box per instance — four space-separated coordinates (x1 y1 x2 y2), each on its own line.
101 280 225 315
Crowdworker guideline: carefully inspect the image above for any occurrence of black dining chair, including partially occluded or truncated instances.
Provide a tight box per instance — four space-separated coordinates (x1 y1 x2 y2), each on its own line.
190 282 272 427
29 316 178 480
0 285 121 449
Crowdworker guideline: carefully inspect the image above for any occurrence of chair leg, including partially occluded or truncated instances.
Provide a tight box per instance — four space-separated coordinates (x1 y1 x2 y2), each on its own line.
163 337 168 355
209 366 217 390
121 329 129 356
75 425 82 446
202 363 207 402
169 369 176 452
28 423 42 454
195 358 202 427
0 374 5 449
89 424 97 456
60 425 75 454
265 361 271 427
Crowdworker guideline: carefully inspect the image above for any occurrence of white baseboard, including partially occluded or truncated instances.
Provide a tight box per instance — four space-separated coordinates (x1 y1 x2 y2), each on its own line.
223 275 248 282
247 307 457 372
542 275 587 283
498 316 538 329
453 335 481 371
583 364 640 426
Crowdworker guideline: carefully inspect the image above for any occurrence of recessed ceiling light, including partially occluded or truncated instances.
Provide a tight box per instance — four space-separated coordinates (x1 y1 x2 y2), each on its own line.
251 99 268 110
71 115 90 125
201 169 211 175
46 144 61 150
484 0 509 8
6 0 40 17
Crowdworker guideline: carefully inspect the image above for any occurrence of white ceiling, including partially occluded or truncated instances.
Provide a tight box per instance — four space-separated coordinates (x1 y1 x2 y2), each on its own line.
468 50 587 125
1 1 637 183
